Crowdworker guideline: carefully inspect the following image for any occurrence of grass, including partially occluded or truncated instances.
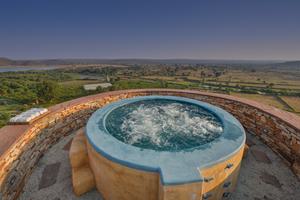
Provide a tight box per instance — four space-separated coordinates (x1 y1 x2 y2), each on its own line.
230 92 287 110
280 96 300 112
0 103 29 127
113 79 163 89
141 76 176 81
59 79 101 86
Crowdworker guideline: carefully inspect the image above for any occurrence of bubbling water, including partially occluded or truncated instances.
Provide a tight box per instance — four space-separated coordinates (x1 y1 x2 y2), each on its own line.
104 99 223 151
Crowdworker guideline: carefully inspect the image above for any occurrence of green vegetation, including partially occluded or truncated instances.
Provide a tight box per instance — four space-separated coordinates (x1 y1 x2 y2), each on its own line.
0 63 300 127
0 71 91 126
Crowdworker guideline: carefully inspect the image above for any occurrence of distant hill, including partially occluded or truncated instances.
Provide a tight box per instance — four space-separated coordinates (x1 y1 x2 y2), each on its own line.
0 57 14 66
274 61 300 68
0 58 72 66
0 57 299 71
262 61 300 71
0 57 280 66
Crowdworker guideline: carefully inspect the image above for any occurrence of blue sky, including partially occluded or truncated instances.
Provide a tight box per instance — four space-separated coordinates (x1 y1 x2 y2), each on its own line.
0 0 299 60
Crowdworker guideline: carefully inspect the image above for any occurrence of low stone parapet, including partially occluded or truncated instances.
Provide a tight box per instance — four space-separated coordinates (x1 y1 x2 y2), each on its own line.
0 89 299 200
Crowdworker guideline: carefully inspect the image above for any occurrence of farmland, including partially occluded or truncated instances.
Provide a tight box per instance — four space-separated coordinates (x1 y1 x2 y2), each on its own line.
0 62 300 127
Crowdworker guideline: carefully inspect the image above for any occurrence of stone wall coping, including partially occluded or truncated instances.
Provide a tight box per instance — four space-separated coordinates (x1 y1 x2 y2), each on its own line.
47 89 300 129
44 89 300 127
0 89 300 159
0 125 30 155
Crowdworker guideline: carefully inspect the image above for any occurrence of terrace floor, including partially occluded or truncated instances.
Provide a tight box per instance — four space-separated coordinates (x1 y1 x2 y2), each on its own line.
19 131 300 200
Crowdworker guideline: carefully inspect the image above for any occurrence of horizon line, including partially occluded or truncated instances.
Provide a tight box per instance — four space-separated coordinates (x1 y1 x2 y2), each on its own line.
1 57 296 62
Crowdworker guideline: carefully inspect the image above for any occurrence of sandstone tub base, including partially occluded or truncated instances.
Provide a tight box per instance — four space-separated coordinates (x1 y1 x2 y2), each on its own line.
70 129 244 200
69 129 95 196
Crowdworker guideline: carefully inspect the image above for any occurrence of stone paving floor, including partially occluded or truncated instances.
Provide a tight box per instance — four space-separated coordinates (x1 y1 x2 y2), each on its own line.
19 131 300 200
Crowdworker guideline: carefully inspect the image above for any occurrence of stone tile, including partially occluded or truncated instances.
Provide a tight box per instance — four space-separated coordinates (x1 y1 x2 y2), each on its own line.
39 162 61 190
63 139 73 151
260 171 282 189
251 149 272 164
263 195 273 200
20 128 300 200
246 137 256 147
254 196 272 200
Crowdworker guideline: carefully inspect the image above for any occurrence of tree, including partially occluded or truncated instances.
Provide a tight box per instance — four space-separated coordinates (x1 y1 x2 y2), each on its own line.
36 80 59 103
200 71 206 78
267 83 274 89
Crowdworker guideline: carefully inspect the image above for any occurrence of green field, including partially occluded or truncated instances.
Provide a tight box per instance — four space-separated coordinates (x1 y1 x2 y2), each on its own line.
0 64 300 127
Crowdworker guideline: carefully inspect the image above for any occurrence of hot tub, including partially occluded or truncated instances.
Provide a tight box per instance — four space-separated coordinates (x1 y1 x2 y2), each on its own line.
85 96 246 200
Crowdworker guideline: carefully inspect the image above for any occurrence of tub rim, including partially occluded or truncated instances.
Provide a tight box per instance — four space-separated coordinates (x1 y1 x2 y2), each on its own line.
86 95 246 185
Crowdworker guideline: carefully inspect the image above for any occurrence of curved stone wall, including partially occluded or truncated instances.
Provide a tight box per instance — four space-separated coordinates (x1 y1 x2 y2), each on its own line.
0 89 299 200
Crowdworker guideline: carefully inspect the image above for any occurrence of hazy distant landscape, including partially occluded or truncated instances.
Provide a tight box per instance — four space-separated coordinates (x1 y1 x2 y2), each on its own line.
0 57 299 128
0 57 287 67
